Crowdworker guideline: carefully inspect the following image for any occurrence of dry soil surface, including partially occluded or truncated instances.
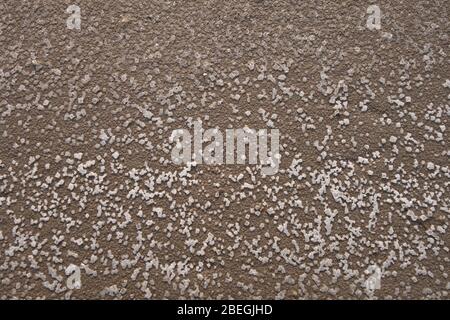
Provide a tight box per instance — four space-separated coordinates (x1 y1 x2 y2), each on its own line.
0 0 449 299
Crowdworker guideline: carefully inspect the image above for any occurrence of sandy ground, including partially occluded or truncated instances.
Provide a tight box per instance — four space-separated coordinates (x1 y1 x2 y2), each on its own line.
0 0 449 299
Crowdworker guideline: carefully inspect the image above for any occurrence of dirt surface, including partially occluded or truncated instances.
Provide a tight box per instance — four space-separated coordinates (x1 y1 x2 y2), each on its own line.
0 0 449 299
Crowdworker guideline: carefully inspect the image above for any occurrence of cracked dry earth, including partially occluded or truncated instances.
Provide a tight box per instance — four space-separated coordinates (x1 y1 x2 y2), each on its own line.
0 0 449 300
